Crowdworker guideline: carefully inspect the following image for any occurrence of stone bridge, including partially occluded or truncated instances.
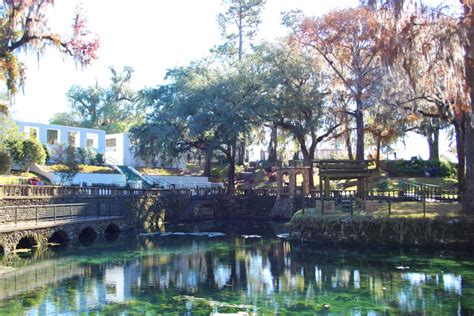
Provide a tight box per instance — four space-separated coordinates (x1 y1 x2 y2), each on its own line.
0 202 136 254
0 217 135 254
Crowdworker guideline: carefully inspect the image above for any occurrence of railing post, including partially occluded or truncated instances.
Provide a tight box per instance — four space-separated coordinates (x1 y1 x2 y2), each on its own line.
70 204 73 220
388 199 391 217
54 205 56 222
321 196 325 216
422 192 426 218
35 206 38 224
15 207 17 227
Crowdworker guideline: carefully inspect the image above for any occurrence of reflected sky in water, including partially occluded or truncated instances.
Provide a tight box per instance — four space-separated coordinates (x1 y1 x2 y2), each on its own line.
0 222 473 315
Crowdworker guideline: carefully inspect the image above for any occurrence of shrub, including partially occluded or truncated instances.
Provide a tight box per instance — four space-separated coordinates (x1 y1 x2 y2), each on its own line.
42 144 51 162
95 153 105 165
0 150 12 174
21 139 46 171
382 159 456 177
4 138 23 164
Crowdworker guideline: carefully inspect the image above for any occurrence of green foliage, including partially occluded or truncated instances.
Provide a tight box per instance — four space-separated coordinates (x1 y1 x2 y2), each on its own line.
77 147 96 164
94 153 105 165
20 139 46 170
4 138 23 165
56 66 143 133
133 62 258 187
0 150 12 174
42 144 50 162
55 146 80 184
383 159 456 177
215 0 266 61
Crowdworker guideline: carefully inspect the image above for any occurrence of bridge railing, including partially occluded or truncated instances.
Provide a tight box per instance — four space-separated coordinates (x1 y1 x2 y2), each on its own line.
0 184 279 199
0 203 124 226
0 184 177 198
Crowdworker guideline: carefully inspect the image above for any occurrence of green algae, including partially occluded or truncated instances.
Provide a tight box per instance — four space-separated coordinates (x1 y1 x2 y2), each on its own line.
0 224 471 315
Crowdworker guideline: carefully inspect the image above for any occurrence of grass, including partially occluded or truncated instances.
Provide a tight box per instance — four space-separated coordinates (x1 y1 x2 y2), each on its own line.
340 176 458 191
47 164 118 174
138 167 184 176
297 200 462 219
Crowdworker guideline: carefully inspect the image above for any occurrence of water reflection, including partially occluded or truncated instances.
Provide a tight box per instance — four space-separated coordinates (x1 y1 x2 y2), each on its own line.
0 222 472 315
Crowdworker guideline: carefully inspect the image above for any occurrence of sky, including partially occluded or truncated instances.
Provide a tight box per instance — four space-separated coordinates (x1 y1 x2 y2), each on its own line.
10 0 460 161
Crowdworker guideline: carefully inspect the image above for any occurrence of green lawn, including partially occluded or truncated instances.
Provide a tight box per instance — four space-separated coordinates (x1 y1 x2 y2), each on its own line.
297 200 461 219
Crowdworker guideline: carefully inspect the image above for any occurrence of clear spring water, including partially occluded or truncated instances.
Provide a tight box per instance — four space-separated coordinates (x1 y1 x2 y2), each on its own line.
0 220 473 315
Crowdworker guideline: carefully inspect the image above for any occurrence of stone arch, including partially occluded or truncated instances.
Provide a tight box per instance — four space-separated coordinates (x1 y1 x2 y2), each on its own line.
16 236 37 251
104 223 121 242
78 227 98 246
48 230 70 248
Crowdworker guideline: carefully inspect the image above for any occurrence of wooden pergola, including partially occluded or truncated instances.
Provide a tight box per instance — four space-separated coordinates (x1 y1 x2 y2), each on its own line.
313 160 375 198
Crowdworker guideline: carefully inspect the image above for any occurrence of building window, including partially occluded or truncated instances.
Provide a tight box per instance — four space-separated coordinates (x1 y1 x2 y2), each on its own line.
25 126 39 139
47 129 59 145
68 131 80 147
106 138 116 147
86 133 98 148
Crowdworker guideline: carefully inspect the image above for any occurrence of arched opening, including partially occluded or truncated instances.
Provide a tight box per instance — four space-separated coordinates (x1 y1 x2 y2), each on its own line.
48 230 70 249
78 227 97 246
16 236 37 252
104 223 121 242
295 172 305 197
282 172 290 194
295 172 304 187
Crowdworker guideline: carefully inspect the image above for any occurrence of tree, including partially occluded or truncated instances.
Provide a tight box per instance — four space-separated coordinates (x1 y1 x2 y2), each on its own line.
216 0 266 62
0 150 12 174
252 42 341 186
49 112 80 127
60 66 141 133
21 139 46 171
56 146 80 185
290 7 383 162
362 0 474 212
0 2 99 95
216 0 266 165
133 62 256 190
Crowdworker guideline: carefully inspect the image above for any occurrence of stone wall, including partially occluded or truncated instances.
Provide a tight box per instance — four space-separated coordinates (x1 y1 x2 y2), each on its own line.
290 215 474 249
0 193 278 232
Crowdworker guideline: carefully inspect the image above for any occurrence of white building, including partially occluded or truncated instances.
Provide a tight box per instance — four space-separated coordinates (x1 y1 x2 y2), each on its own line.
105 133 186 168
15 121 105 154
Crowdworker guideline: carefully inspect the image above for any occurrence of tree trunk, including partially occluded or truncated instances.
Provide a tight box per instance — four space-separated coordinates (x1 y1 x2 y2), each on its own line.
426 120 440 161
299 140 314 188
236 141 245 165
268 125 278 163
355 97 365 160
454 120 465 200
344 116 354 160
204 149 212 177
464 117 474 212
355 97 365 196
462 1 474 213
227 150 236 192
375 135 381 171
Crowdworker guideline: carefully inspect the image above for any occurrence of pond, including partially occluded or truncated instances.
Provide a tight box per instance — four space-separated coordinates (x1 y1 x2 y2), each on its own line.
0 220 473 315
